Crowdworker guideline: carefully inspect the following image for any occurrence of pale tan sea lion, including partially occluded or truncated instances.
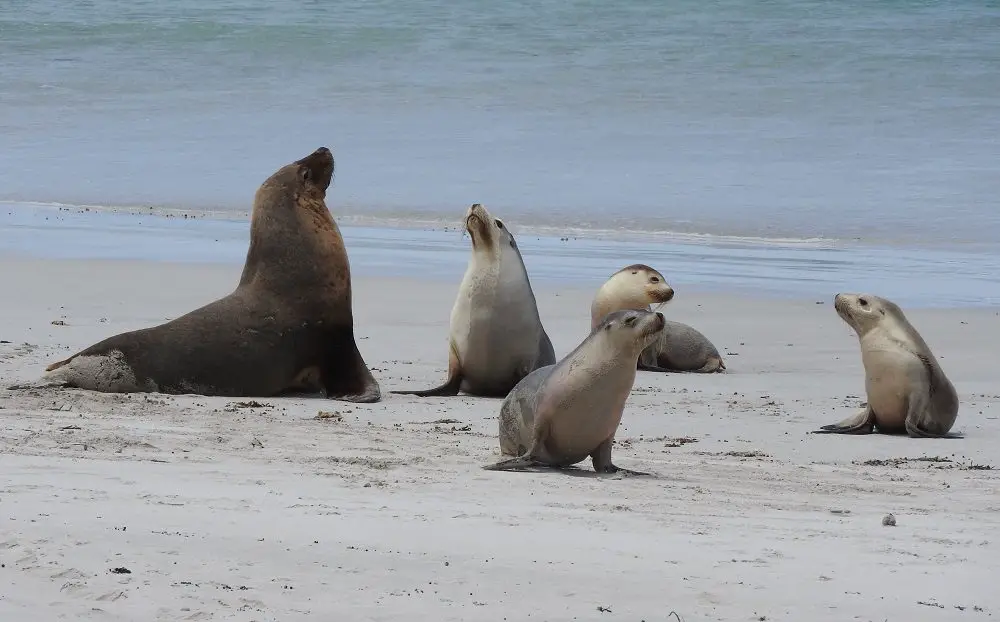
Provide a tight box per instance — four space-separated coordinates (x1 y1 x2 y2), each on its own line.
814 293 959 437
19 147 381 402
393 203 555 397
487 308 666 474
591 264 725 373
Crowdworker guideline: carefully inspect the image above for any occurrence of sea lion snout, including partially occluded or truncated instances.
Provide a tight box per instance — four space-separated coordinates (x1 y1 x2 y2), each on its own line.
636 310 665 336
655 286 675 303
833 293 853 319
295 147 335 189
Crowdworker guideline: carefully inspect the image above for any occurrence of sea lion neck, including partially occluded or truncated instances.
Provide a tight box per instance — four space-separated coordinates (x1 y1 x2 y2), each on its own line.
237 169 343 294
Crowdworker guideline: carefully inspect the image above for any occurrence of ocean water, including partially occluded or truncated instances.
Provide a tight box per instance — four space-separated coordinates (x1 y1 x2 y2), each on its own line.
1 0 998 247
1 1 998 306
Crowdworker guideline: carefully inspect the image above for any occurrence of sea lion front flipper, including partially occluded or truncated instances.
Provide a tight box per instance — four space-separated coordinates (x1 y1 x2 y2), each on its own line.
590 437 650 476
391 342 462 397
7 378 72 391
812 406 876 434
321 329 382 403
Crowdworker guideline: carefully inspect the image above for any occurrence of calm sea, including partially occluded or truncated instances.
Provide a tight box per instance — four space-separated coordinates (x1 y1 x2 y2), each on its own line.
1 0 998 304
2 0 998 245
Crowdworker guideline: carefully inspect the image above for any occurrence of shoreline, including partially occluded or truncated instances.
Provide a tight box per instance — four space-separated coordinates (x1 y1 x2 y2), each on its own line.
6 198 1000 253
3 201 1000 308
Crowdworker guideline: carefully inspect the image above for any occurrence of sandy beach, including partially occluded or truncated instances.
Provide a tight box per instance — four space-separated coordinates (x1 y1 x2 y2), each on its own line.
0 254 997 621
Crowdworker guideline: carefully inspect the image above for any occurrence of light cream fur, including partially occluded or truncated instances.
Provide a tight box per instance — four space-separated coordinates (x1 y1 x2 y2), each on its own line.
816 293 959 437
590 264 674 329
488 309 665 474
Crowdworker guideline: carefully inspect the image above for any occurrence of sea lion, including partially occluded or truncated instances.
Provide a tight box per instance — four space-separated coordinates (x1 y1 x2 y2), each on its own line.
591 264 725 373
487 308 666 474
20 147 381 402
392 203 555 397
813 293 959 437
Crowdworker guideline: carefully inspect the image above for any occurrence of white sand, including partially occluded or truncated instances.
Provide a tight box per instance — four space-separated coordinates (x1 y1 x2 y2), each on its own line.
1 256 998 621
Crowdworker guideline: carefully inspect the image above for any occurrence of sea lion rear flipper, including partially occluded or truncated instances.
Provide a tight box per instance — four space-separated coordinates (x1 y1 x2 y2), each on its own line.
905 420 963 439
481 455 552 471
696 356 726 373
485 419 558 471
637 362 676 373
8 358 78 390
812 407 876 434
903 390 960 438
7 378 72 391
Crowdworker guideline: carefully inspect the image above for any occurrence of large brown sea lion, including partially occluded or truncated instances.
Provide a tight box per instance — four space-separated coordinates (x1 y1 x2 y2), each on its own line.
19 147 381 402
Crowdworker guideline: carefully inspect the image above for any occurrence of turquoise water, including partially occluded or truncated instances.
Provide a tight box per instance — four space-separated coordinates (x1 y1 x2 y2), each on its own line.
1 0 998 247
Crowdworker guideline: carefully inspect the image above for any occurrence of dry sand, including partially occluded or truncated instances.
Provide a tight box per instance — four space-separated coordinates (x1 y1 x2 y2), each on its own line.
1 256 998 621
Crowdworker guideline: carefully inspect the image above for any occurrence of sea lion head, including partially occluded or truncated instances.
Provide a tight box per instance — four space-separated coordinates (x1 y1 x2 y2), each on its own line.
590 264 674 329
464 203 514 253
255 147 334 209
240 147 342 290
596 309 666 353
834 293 898 336
616 264 674 305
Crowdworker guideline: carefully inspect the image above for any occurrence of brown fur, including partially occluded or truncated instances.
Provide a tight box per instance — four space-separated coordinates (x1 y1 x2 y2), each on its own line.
40 147 381 402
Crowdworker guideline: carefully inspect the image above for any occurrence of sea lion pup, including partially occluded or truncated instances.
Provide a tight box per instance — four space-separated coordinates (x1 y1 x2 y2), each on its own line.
591 264 725 373
25 147 382 402
392 203 555 397
814 293 959 438
487 309 666 474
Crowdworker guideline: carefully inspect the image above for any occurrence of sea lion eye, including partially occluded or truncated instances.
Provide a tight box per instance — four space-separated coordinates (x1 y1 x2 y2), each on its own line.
495 219 504 228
